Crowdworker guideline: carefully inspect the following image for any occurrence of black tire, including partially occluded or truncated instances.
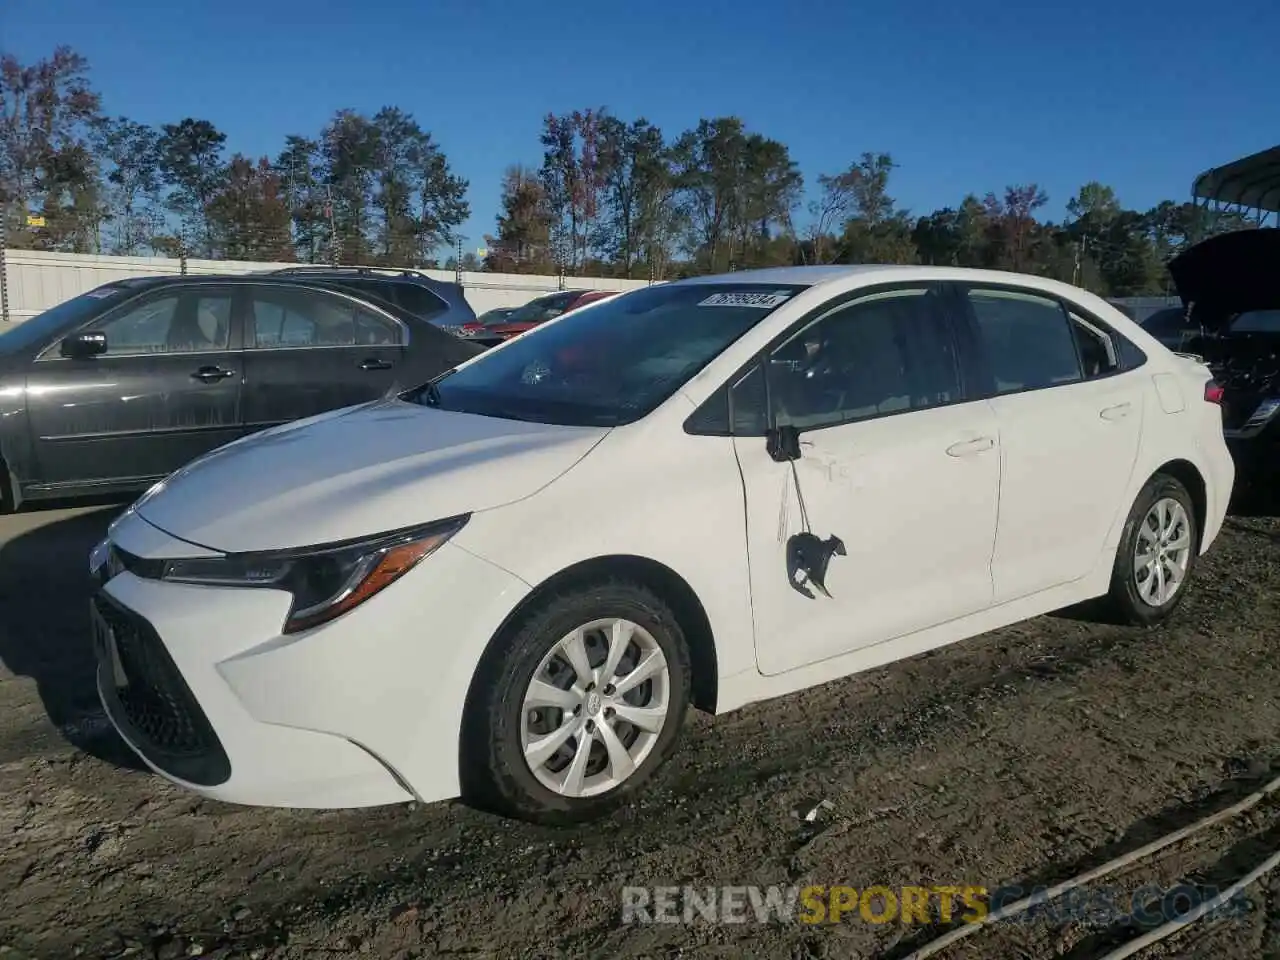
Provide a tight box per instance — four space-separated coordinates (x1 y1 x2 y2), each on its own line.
461 579 692 825
1100 473 1199 626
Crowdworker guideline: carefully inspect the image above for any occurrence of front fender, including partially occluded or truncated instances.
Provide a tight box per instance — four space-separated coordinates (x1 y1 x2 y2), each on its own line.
0 376 32 508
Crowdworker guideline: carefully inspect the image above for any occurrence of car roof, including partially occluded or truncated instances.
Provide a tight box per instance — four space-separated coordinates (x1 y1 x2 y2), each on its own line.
81 274 472 323
668 264 1127 306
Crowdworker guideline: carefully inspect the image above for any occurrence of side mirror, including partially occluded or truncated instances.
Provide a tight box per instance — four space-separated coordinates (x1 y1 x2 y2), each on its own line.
767 424 802 462
61 331 108 359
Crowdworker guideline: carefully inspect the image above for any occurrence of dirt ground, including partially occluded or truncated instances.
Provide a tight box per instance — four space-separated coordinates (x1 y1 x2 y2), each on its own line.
2 499 1280 960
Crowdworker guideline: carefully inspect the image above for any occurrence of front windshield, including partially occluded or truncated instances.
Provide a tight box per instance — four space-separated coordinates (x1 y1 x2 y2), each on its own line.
417 282 807 427
1230 309 1280 334
0 286 126 355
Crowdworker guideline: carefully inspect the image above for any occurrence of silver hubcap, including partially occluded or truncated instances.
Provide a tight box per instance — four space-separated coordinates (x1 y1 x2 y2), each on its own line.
1133 497 1192 607
520 618 670 798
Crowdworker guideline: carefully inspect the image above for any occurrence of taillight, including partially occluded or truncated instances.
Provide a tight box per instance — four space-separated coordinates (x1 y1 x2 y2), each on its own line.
1204 380 1225 405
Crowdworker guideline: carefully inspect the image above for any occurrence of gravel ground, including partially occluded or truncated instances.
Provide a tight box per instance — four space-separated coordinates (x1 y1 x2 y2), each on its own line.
1 499 1279 960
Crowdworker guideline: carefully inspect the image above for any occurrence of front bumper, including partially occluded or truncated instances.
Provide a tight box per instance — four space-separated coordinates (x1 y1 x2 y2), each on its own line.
93 511 532 809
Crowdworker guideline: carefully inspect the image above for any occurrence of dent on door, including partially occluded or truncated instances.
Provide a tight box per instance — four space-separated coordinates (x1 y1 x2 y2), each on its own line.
736 403 1001 677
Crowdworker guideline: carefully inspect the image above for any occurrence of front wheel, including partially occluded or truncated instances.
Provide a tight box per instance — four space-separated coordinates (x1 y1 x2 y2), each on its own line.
462 580 692 825
1101 473 1199 626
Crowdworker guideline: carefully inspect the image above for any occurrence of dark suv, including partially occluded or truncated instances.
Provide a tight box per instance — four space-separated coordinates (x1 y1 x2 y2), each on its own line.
1140 306 1201 352
0 273 482 510
266 266 476 332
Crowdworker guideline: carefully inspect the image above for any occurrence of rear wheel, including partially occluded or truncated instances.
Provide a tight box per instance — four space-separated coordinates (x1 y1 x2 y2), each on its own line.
1101 473 1199 626
462 580 691 825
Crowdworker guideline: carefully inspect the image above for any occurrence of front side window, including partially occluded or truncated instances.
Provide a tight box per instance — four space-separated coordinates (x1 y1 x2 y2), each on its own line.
89 292 232 355
5 287 130 357
767 289 962 430
420 283 807 427
967 289 1081 393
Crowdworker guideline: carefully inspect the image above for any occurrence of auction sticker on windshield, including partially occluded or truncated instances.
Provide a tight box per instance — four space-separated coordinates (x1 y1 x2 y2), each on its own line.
698 290 793 309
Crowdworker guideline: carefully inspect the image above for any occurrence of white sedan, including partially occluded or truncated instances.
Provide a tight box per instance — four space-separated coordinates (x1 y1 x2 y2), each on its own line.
89 266 1234 824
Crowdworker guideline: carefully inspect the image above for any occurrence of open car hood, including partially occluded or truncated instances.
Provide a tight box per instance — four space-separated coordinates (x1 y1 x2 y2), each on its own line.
1168 228 1280 321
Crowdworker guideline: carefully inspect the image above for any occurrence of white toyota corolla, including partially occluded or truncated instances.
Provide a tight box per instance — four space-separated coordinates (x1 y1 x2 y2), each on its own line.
90 265 1234 823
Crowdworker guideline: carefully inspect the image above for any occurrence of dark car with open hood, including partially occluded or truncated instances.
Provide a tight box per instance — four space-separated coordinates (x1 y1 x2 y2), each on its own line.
1169 227 1280 494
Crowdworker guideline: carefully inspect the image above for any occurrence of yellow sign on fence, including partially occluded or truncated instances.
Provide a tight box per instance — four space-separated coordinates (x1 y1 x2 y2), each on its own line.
26 215 45 227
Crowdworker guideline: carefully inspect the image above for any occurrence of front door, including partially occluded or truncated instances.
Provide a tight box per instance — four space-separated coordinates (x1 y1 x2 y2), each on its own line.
240 284 407 431
27 285 244 488
957 285 1145 603
735 286 1001 677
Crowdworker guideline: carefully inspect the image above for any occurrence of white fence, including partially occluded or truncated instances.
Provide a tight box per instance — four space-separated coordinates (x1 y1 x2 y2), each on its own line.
0 249 654 323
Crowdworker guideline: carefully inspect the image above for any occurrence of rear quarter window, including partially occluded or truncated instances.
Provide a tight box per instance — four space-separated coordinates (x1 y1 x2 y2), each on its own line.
392 284 449 322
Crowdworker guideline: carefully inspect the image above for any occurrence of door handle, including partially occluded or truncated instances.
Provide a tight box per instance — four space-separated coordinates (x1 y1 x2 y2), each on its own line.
191 365 234 383
1100 402 1132 421
946 436 995 457
359 358 394 371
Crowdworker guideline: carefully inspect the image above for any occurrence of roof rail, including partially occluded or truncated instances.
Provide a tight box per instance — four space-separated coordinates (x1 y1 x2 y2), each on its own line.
269 265 437 280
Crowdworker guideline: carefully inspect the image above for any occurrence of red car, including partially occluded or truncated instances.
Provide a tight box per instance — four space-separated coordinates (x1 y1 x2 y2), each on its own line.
459 289 619 346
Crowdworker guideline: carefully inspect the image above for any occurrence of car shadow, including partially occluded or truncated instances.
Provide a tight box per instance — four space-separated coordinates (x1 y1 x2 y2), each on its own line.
0 497 144 768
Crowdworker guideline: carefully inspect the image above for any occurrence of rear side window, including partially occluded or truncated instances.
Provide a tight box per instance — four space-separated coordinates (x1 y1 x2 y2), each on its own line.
248 287 402 348
967 289 1081 393
1067 311 1120 378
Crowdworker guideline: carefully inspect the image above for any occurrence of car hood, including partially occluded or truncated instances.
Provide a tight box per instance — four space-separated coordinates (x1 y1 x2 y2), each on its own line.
133 399 609 553
1168 227 1280 322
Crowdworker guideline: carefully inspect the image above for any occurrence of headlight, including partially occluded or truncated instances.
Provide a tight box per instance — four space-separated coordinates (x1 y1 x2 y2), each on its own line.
160 515 469 634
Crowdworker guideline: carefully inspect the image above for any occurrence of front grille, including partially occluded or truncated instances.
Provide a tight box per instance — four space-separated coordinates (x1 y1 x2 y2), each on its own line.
94 596 231 786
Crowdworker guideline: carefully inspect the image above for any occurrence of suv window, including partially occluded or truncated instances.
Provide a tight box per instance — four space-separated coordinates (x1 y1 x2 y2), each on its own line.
390 284 448 322
767 288 962 430
1230 309 1280 334
326 279 448 323
1142 307 1192 338
248 287 400 348
967 289 1082 393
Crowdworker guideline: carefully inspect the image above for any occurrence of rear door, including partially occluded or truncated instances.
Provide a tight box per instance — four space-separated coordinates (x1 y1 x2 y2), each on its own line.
26 284 244 487
240 284 407 431
954 284 1145 603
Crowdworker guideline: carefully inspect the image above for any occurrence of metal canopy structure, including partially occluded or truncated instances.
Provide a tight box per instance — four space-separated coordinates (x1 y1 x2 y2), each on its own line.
1191 144 1280 225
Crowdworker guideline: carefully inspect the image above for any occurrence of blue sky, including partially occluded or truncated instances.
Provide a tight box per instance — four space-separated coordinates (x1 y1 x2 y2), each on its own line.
6 0 1279 256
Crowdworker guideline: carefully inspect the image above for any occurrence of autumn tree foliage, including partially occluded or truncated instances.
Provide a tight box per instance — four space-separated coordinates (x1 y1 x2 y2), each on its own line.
0 45 1259 293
